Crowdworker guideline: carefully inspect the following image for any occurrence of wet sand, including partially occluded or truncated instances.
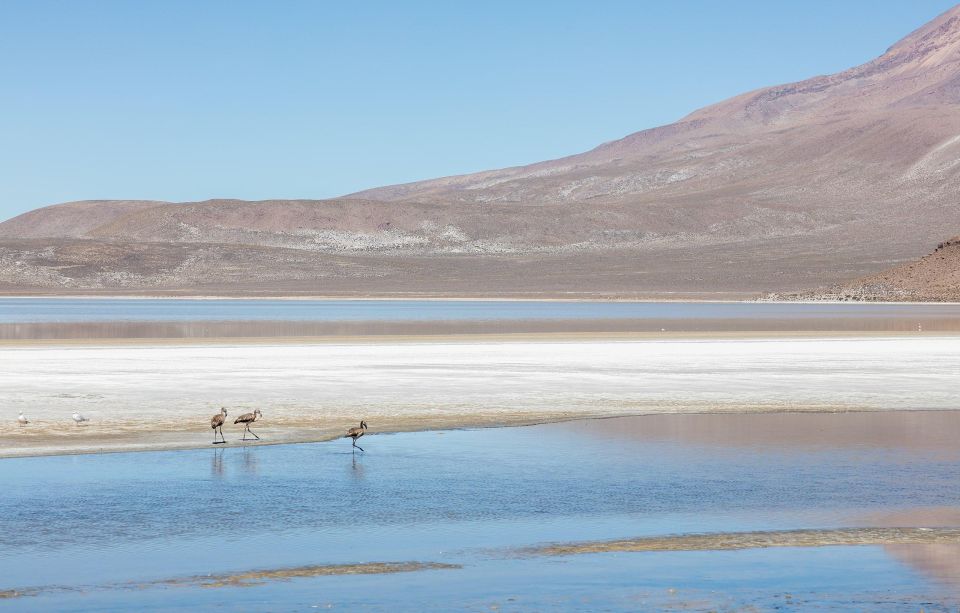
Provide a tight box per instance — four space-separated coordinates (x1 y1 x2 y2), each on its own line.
1 410 584 458
4 315 960 341
170 562 461 588
523 528 960 556
0 562 462 600
3 334 960 458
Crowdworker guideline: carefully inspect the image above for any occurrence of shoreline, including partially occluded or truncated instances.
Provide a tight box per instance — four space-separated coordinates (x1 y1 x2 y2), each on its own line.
3 293 960 305
5 406 960 461
0 292 759 302
3 329 959 348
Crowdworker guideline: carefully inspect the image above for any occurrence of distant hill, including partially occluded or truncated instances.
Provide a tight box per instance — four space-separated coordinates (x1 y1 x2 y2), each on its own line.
771 238 960 302
3 6 960 296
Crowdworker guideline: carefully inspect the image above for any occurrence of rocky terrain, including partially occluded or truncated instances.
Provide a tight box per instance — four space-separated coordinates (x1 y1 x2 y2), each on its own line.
770 238 960 302
3 6 960 296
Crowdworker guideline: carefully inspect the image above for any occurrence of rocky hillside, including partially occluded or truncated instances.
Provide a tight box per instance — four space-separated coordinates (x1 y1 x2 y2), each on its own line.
771 237 960 302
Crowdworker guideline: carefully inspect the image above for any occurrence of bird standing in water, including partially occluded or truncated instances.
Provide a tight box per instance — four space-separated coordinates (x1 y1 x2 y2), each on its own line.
17 411 28 427
345 420 368 452
235 409 262 441
72 412 89 426
211 407 228 444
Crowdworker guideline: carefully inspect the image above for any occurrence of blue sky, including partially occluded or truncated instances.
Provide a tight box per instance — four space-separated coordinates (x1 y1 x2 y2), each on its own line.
0 1 955 220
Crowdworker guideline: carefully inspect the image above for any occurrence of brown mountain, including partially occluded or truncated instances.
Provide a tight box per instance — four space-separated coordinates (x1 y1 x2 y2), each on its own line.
3 6 960 296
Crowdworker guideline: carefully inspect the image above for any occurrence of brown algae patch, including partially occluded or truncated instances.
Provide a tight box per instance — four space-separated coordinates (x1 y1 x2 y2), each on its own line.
147 561 461 589
522 528 960 556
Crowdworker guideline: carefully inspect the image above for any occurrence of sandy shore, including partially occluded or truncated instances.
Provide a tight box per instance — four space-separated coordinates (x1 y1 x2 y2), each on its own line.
3 334 959 458
522 528 960 556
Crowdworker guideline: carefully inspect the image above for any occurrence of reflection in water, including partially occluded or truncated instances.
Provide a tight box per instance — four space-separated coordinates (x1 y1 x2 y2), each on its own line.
239 448 258 476
350 454 365 480
557 411 960 458
210 448 224 479
552 413 960 592
5 313 960 340
860 507 960 592
864 506 960 528
886 544 960 594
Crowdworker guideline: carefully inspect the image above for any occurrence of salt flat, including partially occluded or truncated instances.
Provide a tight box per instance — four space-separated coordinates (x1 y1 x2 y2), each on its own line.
2 335 958 457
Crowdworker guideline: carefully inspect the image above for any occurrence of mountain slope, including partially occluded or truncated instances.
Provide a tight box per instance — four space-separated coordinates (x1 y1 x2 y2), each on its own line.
353 5 960 204
3 6 960 296
346 7 960 270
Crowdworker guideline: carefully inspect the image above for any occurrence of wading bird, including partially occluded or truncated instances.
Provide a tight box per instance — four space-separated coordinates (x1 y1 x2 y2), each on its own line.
345 420 368 452
234 409 262 441
72 412 89 426
211 407 228 444
17 411 28 427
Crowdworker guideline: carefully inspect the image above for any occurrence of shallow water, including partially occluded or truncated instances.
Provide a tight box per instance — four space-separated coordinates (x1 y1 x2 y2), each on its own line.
3 412 960 610
4 298 960 340
12 297 960 323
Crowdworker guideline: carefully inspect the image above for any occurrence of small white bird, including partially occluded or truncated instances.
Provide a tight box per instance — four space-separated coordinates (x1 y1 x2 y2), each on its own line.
17 411 28 427
72 412 89 426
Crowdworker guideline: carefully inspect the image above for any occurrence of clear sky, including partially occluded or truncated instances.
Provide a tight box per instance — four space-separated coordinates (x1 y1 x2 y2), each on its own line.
0 0 956 220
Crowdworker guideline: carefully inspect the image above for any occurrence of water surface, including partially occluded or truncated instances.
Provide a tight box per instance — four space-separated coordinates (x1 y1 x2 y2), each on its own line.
3 411 960 610
5 297 960 322
3 298 960 339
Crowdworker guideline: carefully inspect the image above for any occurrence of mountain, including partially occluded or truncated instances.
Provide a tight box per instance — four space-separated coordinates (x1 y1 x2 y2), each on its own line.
3 6 960 296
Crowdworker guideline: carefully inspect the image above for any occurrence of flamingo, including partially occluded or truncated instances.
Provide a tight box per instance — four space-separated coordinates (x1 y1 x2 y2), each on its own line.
211 407 228 444
234 409 262 441
345 420 368 452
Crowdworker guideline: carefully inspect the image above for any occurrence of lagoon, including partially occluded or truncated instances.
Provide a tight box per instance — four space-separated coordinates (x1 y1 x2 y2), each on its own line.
3 412 960 610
